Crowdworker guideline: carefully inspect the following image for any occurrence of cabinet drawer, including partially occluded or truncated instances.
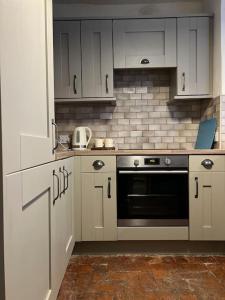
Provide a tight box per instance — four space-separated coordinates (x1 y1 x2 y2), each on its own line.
189 156 225 172
81 156 116 173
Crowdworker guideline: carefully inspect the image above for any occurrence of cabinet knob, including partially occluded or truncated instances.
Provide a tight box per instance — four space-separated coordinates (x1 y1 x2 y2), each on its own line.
134 160 139 167
93 160 105 170
141 58 150 65
201 159 214 170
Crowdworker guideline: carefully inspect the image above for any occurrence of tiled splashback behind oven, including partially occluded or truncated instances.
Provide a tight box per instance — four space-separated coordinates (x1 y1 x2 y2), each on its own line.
55 69 219 150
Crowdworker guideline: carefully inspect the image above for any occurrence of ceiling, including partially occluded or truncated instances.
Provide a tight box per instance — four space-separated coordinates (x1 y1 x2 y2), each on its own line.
54 0 201 4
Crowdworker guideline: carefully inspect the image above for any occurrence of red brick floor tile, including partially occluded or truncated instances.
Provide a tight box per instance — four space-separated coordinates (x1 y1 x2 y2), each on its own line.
57 255 225 300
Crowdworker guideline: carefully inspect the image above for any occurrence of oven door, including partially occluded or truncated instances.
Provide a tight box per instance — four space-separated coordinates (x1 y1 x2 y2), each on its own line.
117 170 189 227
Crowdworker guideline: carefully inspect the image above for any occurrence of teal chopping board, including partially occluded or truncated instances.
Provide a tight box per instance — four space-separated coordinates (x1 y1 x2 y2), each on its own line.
195 118 217 149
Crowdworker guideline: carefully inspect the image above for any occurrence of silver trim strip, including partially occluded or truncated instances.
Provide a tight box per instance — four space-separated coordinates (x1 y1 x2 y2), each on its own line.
118 219 189 227
118 170 188 174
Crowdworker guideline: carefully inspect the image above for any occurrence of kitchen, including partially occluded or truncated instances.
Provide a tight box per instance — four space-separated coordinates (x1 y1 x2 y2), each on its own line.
1 0 225 299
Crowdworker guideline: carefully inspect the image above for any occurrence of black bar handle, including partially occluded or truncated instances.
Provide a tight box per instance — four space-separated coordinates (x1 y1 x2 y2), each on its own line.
59 167 66 196
108 177 111 199
182 72 186 91
52 119 59 154
53 170 60 205
105 74 109 94
195 177 199 199
63 167 69 192
73 75 77 94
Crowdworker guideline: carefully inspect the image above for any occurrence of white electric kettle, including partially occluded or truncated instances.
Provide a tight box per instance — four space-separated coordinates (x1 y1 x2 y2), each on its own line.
72 127 92 150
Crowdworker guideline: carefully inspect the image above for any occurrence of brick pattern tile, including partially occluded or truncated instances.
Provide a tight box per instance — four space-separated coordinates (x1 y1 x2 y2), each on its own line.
56 69 219 150
57 255 225 300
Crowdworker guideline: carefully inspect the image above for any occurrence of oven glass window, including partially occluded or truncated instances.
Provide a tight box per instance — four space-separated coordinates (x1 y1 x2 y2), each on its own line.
117 173 188 220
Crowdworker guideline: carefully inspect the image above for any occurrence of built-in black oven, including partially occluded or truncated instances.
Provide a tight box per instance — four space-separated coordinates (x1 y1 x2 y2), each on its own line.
117 156 189 227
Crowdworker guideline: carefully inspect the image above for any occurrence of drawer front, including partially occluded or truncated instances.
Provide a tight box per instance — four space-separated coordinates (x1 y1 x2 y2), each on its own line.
81 156 116 173
189 156 225 172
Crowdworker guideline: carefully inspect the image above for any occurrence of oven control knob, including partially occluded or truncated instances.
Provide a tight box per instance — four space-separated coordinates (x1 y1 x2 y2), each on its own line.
134 159 139 167
164 157 172 166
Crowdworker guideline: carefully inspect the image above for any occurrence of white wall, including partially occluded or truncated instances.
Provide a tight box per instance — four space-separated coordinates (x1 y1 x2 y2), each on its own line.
203 0 221 97
54 1 204 19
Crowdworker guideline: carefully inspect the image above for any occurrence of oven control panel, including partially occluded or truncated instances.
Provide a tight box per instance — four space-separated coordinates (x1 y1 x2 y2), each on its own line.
144 158 160 165
117 155 188 169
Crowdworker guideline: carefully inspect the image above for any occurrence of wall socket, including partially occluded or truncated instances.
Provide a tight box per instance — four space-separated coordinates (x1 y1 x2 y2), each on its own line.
214 130 219 143
59 135 70 144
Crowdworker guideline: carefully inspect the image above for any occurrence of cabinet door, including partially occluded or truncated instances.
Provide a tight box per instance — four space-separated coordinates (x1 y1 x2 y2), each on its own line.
82 172 117 241
113 19 176 68
62 158 75 265
4 164 52 300
51 162 65 300
0 0 55 174
51 158 75 299
189 172 225 240
54 21 82 99
177 17 210 96
81 20 113 98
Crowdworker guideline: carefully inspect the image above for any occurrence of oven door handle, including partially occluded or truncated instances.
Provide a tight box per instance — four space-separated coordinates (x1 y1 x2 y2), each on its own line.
118 170 188 174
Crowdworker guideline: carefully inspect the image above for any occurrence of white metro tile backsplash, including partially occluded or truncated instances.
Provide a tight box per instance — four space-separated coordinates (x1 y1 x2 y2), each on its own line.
55 69 219 150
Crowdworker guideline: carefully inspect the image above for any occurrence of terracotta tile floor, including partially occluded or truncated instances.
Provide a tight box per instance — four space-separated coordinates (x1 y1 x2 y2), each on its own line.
57 255 225 300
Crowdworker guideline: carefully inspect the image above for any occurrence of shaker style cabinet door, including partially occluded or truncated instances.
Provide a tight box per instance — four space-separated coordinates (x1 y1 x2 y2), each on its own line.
51 158 75 300
51 162 65 300
189 156 225 240
81 20 114 98
54 21 82 99
177 17 211 96
113 19 177 68
81 172 117 241
0 0 55 174
4 164 53 300
61 157 75 265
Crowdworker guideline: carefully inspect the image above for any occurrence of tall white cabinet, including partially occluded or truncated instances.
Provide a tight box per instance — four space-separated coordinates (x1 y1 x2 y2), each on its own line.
0 0 55 175
1 1 77 299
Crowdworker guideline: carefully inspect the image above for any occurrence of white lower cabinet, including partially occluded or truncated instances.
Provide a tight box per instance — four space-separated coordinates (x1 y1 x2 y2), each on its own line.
4 157 75 300
189 156 225 241
4 164 53 300
81 157 117 241
51 157 75 300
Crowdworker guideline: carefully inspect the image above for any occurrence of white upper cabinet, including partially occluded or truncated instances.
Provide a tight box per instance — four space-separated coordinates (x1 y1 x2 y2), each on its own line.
81 20 114 98
113 19 177 68
54 21 82 99
0 0 55 175
177 17 211 96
